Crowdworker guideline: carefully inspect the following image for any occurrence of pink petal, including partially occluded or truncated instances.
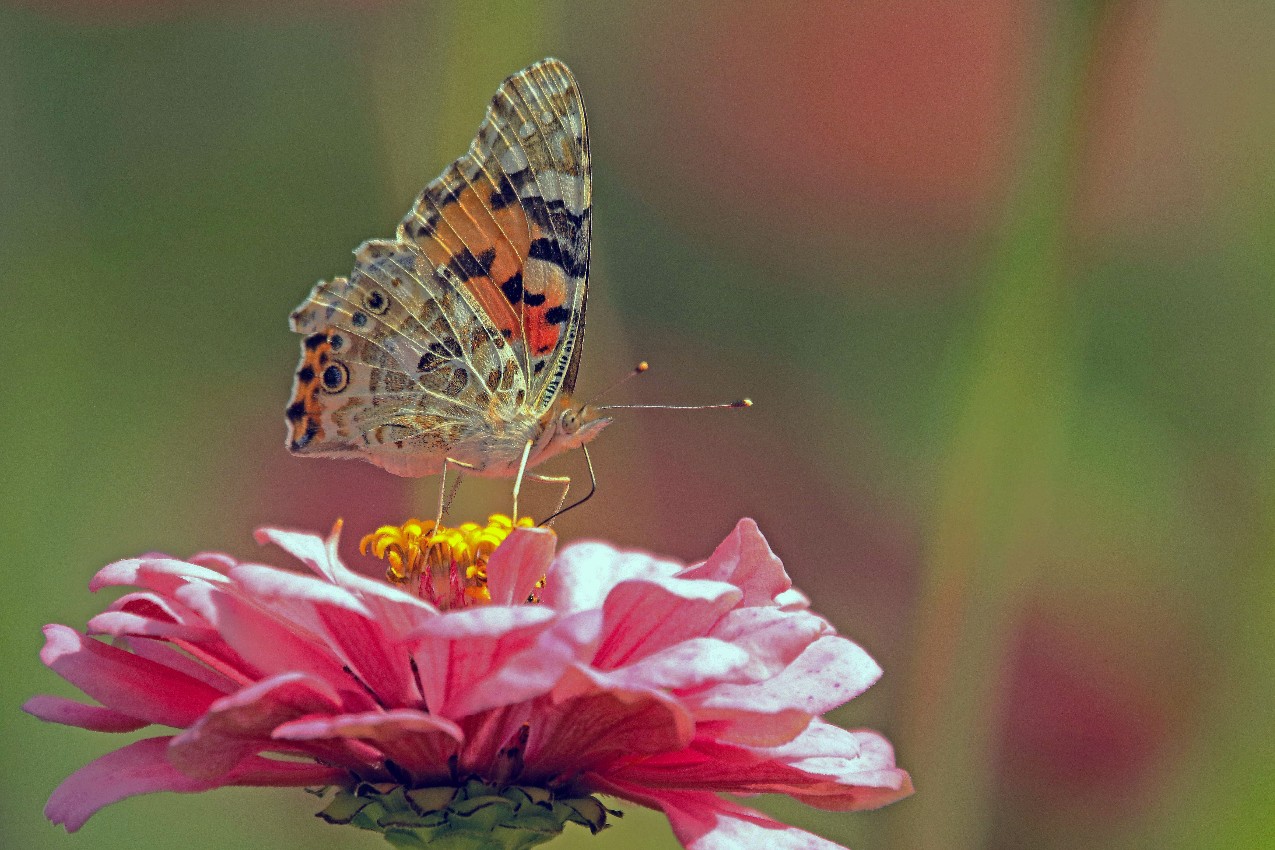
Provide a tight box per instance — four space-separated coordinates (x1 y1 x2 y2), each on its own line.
681 518 793 607
707 607 832 679
563 637 754 695
226 561 369 625
542 541 684 613
692 635 882 720
608 723 911 810
39 625 228 727
122 635 249 693
756 722 914 811
255 524 437 640
168 672 345 779
188 551 238 570
90 556 229 595
763 719 891 764
692 710 815 748
457 609 601 717
174 581 364 702
227 563 417 707
22 695 148 732
88 592 219 643
411 605 570 716
591 780 851 850
253 525 341 581
528 685 694 779
485 527 557 605
45 736 343 832
775 587 811 610
592 574 741 669
275 709 463 778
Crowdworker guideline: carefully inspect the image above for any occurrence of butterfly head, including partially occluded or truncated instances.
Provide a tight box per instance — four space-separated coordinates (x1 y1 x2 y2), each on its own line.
551 403 612 452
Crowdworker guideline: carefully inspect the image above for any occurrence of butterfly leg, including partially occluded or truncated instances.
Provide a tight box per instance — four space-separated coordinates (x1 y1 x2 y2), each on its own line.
443 471 466 516
511 440 535 522
526 471 571 527
538 444 598 527
436 457 478 529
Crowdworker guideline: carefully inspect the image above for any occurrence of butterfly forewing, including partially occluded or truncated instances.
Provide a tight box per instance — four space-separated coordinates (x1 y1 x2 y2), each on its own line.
396 57 591 415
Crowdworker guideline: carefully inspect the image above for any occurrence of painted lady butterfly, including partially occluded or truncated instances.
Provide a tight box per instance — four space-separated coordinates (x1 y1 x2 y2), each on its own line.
285 59 605 501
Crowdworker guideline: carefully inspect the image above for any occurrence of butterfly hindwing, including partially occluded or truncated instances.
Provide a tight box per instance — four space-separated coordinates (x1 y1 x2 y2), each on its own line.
397 57 591 415
286 241 527 476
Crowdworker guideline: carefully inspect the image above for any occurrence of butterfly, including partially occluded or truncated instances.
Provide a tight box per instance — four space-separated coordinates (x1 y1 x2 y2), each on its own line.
285 58 608 510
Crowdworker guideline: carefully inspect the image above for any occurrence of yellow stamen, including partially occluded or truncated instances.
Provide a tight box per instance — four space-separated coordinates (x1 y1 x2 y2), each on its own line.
360 515 537 608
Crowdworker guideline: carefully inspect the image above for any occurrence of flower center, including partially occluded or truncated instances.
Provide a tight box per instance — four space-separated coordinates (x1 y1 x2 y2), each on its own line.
360 514 535 610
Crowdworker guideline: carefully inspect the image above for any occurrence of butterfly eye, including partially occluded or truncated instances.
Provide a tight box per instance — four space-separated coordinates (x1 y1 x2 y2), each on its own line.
364 289 389 315
321 362 350 393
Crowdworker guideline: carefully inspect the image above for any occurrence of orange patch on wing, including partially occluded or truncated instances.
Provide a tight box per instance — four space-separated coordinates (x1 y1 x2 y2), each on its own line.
522 261 569 355
288 335 332 448
525 304 561 355
417 177 531 342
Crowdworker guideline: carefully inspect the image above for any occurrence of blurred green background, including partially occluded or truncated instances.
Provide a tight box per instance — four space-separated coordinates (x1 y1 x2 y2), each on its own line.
4 1 1273 848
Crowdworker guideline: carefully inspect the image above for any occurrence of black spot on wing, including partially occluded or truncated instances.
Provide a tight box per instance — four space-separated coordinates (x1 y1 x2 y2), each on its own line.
523 291 546 307
545 305 571 325
364 289 388 314
504 168 535 189
292 419 319 451
417 339 464 373
304 333 327 350
501 271 523 305
528 238 587 278
444 368 469 395
435 184 465 207
286 400 307 421
406 217 435 239
321 362 350 393
448 247 497 282
524 196 587 232
490 176 520 210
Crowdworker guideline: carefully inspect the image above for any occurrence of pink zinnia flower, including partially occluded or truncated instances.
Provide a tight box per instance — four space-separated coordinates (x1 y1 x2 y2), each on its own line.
26 516 911 848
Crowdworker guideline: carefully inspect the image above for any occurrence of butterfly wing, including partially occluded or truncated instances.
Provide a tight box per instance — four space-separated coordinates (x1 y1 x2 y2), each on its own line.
287 240 526 477
397 57 591 414
285 58 589 477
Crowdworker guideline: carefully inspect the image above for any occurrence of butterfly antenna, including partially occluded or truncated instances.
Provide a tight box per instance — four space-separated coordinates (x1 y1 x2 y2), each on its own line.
581 361 649 408
595 399 753 412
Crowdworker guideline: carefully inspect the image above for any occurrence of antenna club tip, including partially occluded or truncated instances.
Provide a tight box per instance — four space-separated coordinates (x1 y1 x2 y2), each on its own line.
635 361 649 373
735 398 753 408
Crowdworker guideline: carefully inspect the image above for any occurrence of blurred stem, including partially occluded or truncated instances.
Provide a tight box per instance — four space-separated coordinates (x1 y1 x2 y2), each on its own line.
895 4 1118 849
1175 55 1275 850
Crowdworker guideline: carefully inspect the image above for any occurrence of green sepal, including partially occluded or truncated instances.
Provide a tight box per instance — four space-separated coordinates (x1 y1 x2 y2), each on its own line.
560 796 610 833
316 789 374 825
314 780 621 848
504 785 554 808
405 785 461 814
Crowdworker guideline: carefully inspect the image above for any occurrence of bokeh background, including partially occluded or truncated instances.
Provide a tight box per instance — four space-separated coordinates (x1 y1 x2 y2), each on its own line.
4 1 1273 848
